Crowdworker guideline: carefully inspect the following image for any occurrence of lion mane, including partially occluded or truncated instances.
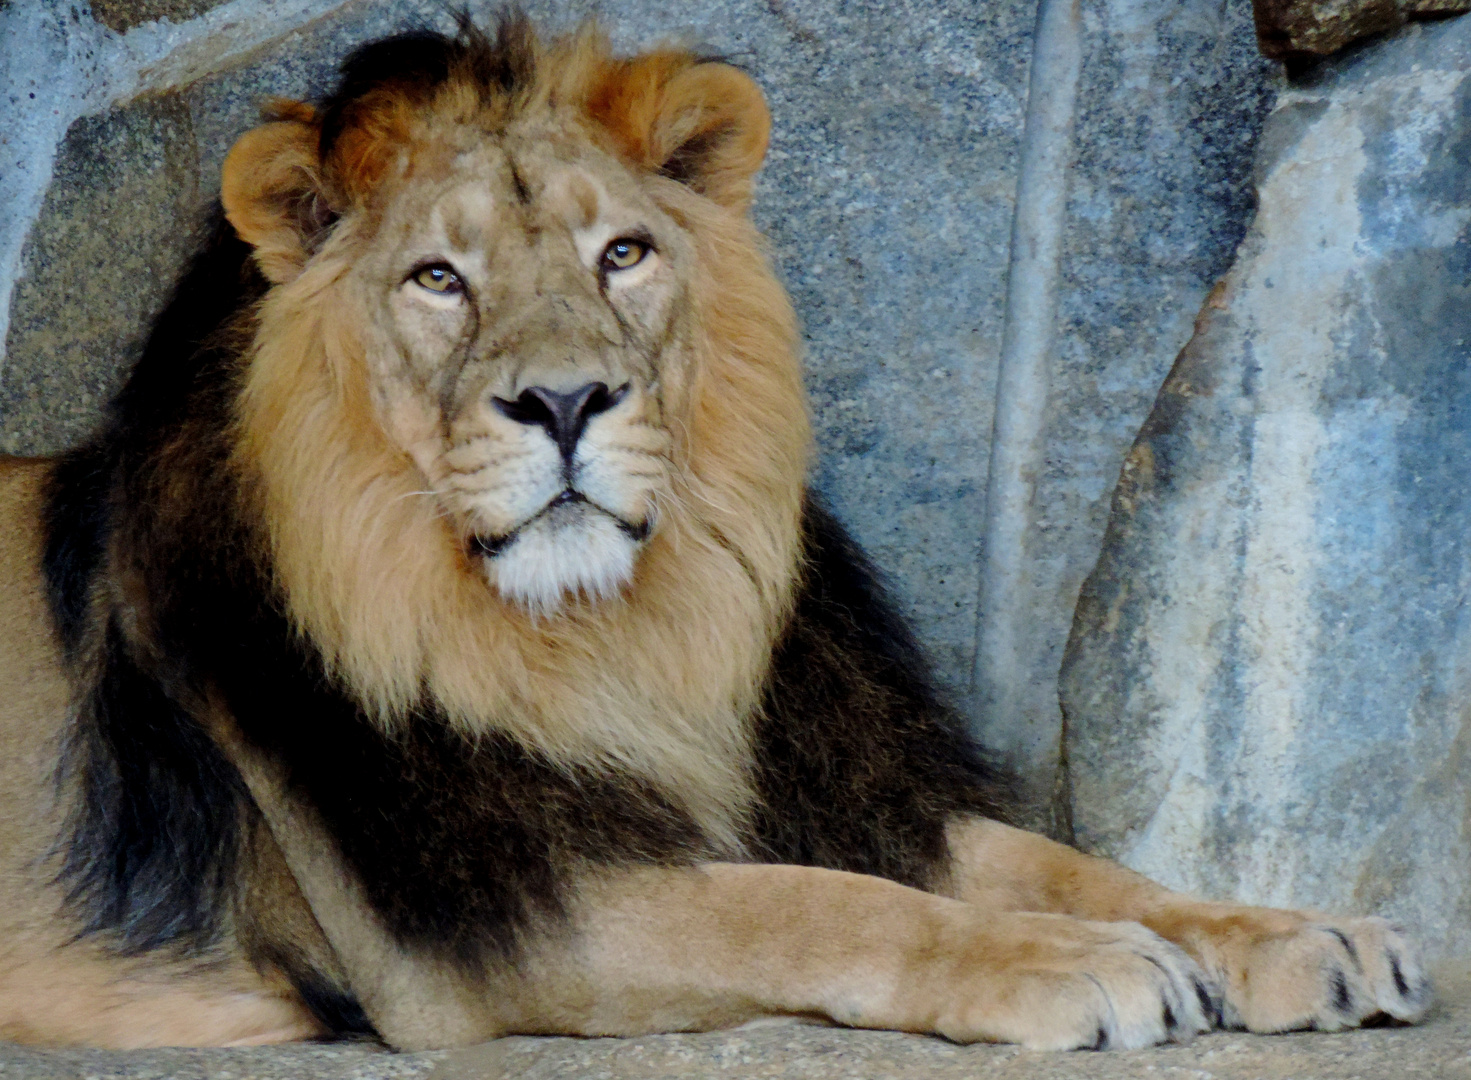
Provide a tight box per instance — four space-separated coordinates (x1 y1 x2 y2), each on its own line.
36 13 1008 1039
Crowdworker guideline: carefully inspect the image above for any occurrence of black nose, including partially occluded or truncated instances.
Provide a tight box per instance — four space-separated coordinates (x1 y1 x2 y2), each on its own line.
493 382 627 460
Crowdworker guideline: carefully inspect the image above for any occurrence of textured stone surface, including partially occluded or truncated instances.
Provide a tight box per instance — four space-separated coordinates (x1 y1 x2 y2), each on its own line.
0 95 208 452
0 1042 440 1080
1 965 1467 1079
1062 14 1471 955
89 0 234 34
973 0 1280 809
740 0 1035 697
1254 0 1471 60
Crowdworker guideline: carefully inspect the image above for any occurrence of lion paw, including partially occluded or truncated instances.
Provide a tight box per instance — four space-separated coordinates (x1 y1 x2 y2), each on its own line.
936 916 1220 1050
1211 915 1432 1033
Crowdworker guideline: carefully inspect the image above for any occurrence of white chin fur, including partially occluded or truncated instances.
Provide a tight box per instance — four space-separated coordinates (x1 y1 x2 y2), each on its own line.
483 508 637 615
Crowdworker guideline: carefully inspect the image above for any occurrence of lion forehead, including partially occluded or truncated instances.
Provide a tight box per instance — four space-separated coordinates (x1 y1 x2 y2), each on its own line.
392 135 669 255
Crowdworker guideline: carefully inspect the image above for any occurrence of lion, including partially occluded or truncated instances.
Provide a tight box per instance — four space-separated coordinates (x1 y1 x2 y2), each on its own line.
0 13 1431 1051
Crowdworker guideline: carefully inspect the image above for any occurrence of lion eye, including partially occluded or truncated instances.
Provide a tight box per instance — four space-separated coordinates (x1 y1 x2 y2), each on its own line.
411 263 463 294
601 238 650 271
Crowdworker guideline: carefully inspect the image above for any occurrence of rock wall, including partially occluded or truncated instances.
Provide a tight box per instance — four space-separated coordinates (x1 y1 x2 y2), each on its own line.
1062 14 1471 957
974 0 1277 812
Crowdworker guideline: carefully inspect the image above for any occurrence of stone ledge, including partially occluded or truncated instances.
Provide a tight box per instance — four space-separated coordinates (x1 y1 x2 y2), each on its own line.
3 964 1467 1079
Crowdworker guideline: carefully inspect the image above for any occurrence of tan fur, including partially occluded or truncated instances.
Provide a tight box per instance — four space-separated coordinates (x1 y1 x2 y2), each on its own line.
944 818 1430 1033
200 718 1218 1051
585 53 772 209
220 116 325 285
0 459 322 1049
0 951 321 1049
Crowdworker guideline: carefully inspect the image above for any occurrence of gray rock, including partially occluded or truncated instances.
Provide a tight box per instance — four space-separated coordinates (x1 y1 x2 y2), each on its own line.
745 0 1035 698
1061 14 1471 956
88 0 235 34
0 94 208 455
974 0 1279 813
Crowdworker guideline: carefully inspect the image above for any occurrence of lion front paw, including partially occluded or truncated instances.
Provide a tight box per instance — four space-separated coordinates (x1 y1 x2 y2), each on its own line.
934 914 1220 1050
1201 913 1432 1033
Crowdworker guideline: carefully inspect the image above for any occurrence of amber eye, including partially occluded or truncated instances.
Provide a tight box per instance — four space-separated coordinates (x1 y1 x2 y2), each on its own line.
601 238 650 271
411 263 463 294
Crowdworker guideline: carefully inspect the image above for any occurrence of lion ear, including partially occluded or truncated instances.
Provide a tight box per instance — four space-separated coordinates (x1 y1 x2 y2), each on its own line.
221 102 335 284
593 58 771 211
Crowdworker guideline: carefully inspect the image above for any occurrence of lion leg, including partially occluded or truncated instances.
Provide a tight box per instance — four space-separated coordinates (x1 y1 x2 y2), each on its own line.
471 863 1215 1051
222 719 1211 1050
239 786 1218 1051
0 458 324 1049
0 946 324 1048
944 816 1432 1033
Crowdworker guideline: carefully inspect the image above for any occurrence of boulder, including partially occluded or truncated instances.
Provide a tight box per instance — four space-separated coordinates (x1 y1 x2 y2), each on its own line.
976 0 1278 814
1062 14 1471 956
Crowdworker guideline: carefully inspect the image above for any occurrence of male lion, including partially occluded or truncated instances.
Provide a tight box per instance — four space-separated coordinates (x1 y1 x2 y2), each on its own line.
0 14 1431 1051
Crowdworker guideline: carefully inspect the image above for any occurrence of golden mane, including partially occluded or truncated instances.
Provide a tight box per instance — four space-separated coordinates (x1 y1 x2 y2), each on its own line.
227 25 811 847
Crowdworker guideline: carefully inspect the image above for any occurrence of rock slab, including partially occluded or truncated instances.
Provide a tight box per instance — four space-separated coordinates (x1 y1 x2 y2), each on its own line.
1061 14 1471 956
979 0 1277 812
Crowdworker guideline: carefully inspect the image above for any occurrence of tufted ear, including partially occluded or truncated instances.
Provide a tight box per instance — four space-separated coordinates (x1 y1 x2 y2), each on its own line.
590 56 771 211
221 101 335 284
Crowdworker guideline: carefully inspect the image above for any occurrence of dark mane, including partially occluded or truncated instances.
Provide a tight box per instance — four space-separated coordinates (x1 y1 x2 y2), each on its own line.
43 211 261 662
751 500 1015 888
44 210 263 960
318 10 538 161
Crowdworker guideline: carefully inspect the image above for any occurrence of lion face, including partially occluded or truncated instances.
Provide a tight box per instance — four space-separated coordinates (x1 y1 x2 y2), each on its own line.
353 127 699 612
221 24 793 620
219 21 810 811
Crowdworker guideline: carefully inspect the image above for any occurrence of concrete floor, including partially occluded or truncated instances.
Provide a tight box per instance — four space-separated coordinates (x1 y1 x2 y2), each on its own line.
4 965 1468 1080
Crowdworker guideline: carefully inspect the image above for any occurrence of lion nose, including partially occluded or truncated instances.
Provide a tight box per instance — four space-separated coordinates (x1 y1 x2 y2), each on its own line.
493 382 627 460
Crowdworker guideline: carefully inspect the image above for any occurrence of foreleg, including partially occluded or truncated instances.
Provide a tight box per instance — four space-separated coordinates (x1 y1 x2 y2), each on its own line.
508 863 1215 1050
944 817 1431 1033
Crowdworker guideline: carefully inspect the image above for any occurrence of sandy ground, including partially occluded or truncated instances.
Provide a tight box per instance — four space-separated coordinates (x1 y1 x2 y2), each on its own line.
4 964 1467 1080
